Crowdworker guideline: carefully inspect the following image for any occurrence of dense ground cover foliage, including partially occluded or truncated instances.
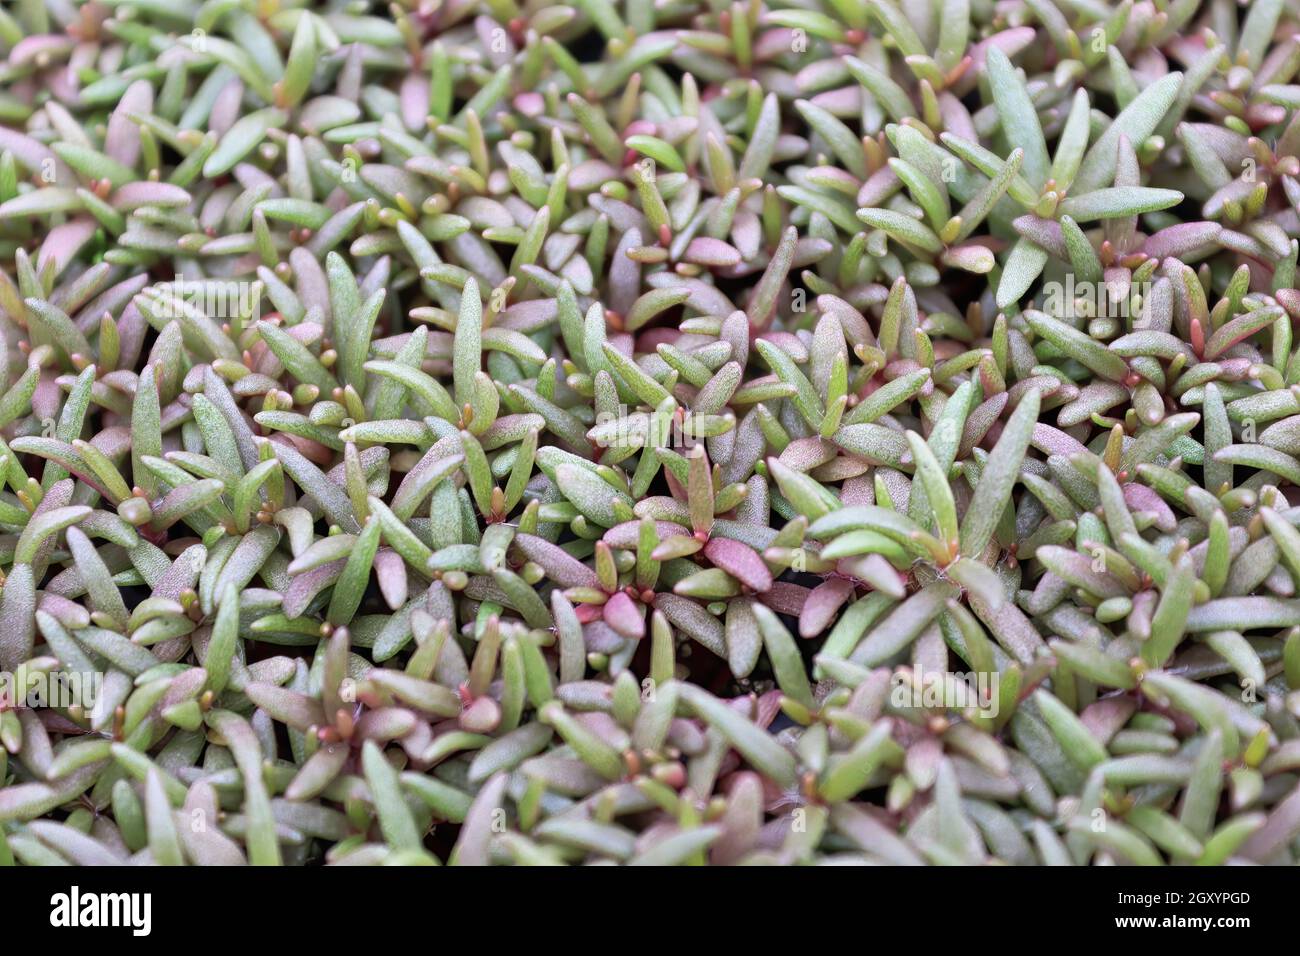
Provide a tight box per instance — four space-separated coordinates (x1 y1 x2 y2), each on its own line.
1 0 1300 865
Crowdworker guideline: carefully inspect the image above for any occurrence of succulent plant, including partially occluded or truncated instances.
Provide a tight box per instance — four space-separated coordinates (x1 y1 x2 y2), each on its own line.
2 0 1300 868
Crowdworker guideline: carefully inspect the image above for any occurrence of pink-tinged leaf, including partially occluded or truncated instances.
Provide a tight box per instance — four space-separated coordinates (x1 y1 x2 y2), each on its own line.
754 689 785 729
905 737 943 790
608 520 691 548
9 34 76 66
1031 422 1089 457
514 533 601 589
1122 482 1177 532
583 620 626 654
1011 215 1067 257
458 696 501 734
38 219 96 277
1242 780 1300 862
513 91 546 118
282 560 345 618
703 537 773 592
836 554 906 597
1079 696 1138 745
662 467 687 502
604 520 687 549
1204 306 1284 360
244 682 326 730
839 475 875 507
757 581 812 617
858 166 901 206
722 686 780 728
1279 288 1300 321
798 578 856 637
688 446 714 536
354 706 418 741
755 331 808 363
684 237 742 268
575 602 604 625
373 548 409 610
710 771 763 864
106 80 152 167
32 376 65 422
1142 221 1222 259
778 437 838 471
732 211 762 259
602 591 645 640
0 127 73 182
810 85 862 115
499 298 558 331
110 181 194 212
952 27 1037 93
400 72 430 130
940 243 996 273
939 92 977 141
